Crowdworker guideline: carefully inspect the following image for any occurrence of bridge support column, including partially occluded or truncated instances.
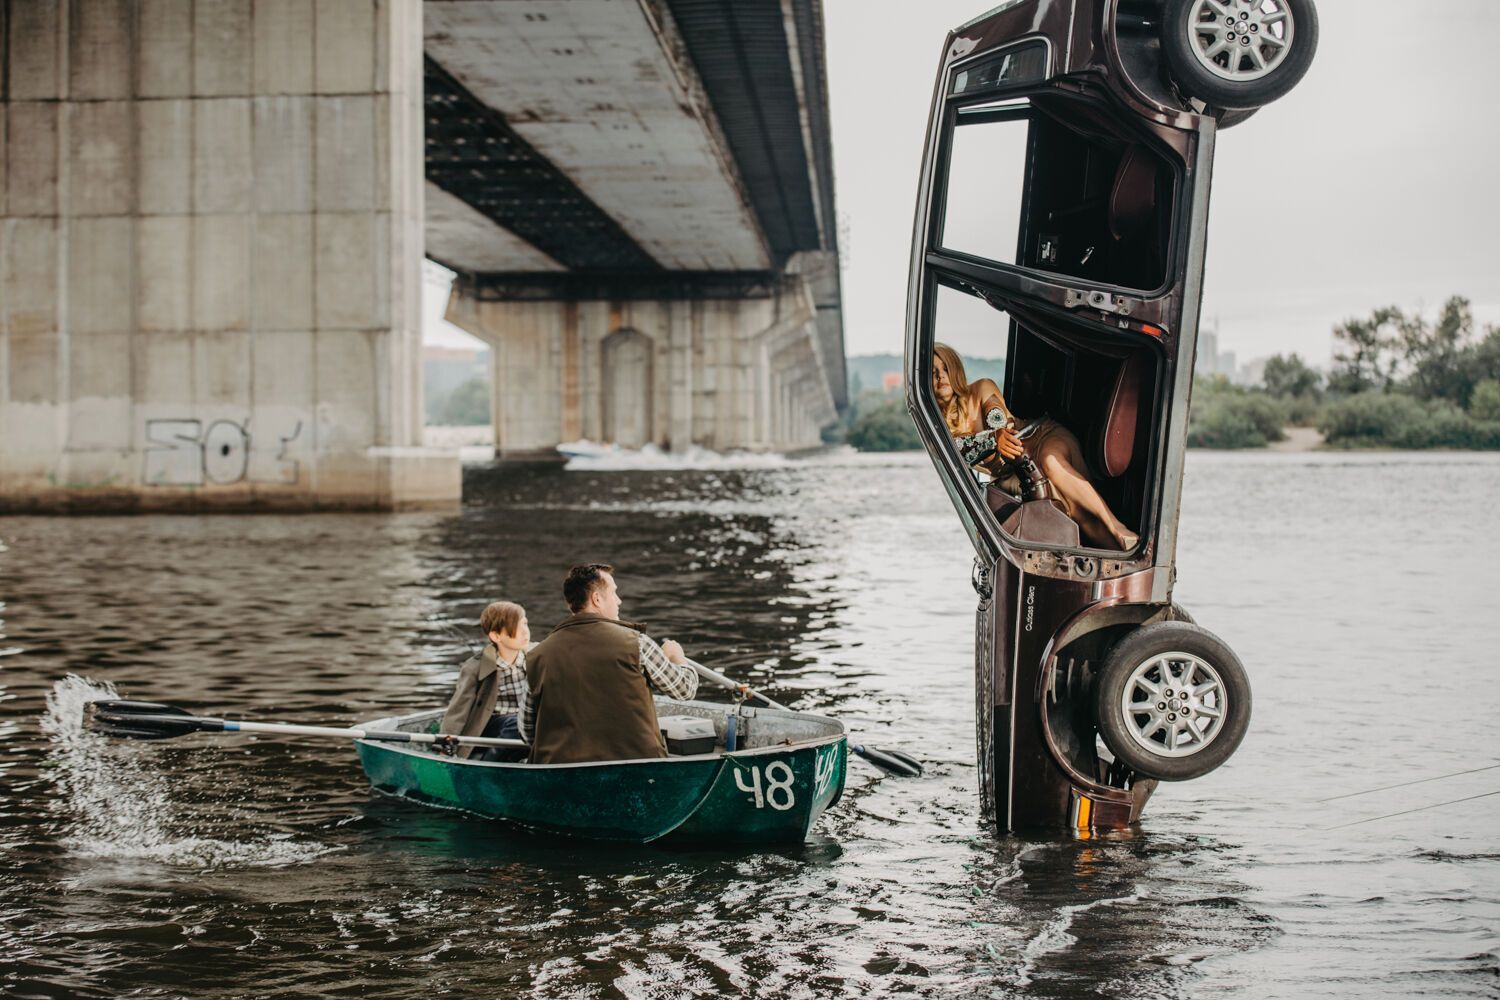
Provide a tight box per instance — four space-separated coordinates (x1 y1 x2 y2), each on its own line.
446 279 837 459
0 0 456 510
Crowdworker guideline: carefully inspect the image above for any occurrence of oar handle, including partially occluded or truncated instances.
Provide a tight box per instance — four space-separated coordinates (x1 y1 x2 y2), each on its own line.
684 659 792 713
228 719 527 749
88 702 526 750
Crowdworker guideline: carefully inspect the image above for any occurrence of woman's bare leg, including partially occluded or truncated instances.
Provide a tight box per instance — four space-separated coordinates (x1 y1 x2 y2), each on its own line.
1034 437 1139 551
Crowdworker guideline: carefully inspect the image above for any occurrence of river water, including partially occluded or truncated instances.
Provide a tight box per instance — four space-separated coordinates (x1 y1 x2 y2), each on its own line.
1 449 1497 998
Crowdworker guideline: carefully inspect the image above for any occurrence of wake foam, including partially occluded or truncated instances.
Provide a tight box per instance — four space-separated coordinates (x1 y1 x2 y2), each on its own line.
42 675 337 868
559 440 794 472
1014 890 1143 987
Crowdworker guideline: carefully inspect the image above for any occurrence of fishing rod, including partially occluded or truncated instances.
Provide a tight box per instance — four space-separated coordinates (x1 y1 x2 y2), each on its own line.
684 659 924 778
85 699 525 754
1325 787 1500 830
1318 761 1500 803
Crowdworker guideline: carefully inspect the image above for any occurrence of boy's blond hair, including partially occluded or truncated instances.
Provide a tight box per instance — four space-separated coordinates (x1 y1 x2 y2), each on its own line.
479 601 524 639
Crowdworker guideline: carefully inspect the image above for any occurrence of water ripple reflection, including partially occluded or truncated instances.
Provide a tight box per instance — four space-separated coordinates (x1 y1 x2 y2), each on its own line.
0 450 1495 997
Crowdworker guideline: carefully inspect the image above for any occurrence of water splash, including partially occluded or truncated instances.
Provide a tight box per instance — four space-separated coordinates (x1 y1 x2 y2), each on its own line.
559 439 797 471
41 675 338 868
990 843 1048 889
1014 890 1143 987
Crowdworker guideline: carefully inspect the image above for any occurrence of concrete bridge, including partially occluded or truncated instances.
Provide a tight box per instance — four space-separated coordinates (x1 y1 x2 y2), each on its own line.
0 0 844 510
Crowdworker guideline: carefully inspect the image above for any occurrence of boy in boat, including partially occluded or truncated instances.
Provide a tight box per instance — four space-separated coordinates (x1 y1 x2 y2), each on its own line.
522 563 699 765
438 600 531 761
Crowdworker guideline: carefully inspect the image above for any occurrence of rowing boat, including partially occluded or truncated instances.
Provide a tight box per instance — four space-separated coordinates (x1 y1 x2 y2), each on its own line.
354 698 847 845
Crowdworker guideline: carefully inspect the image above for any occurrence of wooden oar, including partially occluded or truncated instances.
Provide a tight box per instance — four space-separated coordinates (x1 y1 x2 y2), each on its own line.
684 660 924 777
85 699 525 753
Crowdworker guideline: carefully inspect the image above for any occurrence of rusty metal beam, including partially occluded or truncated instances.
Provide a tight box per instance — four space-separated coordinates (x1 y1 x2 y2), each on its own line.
423 57 660 273
457 271 779 302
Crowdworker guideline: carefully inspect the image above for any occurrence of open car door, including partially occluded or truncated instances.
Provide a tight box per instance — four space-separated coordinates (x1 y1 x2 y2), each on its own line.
905 0 1316 833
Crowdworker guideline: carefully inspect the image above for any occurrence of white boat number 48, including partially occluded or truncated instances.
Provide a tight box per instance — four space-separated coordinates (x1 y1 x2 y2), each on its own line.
735 761 796 811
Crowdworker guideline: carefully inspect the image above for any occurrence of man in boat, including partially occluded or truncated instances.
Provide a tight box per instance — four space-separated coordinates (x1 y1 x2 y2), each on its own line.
438 601 531 761
522 563 699 765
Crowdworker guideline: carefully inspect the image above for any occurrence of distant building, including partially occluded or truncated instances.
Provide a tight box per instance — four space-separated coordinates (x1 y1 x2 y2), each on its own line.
1237 356 1266 387
1195 326 1217 374
1219 350 1238 380
1193 319 1252 382
882 372 902 393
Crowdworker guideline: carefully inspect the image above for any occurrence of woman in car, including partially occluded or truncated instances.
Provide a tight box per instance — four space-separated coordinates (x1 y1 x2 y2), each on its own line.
934 343 1138 552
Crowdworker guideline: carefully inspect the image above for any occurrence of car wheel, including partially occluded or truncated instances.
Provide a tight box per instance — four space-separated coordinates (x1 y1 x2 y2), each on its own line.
1161 0 1319 110
1214 106 1259 129
1093 622 1250 781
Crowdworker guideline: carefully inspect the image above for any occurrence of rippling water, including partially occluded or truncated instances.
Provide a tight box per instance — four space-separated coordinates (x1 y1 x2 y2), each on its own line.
1 449 1497 998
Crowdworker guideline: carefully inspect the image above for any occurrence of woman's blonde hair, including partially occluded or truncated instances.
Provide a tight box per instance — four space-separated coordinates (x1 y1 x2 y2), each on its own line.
934 342 974 433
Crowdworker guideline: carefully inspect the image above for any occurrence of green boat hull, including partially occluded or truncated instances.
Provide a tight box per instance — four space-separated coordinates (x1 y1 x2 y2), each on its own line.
354 700 847 845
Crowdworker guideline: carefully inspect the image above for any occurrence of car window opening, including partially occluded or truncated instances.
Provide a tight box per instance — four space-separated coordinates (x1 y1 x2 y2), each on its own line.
932 283 1157 555
940 98 1177 293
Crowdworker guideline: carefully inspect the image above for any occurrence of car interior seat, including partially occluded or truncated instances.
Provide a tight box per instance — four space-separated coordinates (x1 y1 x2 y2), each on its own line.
1091 350 1151 481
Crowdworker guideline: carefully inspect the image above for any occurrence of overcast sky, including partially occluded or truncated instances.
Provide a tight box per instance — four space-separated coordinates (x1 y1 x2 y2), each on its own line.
426 1 1500 366
824 0 1500 363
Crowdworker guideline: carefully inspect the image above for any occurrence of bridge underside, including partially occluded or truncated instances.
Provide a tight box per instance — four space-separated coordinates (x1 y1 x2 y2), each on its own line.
424 0 845 456
0 0 843 511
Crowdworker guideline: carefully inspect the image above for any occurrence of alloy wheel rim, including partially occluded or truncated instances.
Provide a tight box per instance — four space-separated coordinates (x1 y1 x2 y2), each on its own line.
1187 0 1295 83
1119 651 1227 758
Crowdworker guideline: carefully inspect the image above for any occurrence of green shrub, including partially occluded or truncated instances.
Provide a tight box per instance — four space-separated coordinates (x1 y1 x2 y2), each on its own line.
846 397 922 452
1317 392 1427 444
1319 392 1500 448
1283 393 1322 427
1390 400 1468 449
1471 379 1500 423
1187 391 1286 448
432 376 491 426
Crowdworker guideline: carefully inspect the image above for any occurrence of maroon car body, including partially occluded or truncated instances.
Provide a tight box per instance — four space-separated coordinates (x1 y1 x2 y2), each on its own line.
905 0 1316 833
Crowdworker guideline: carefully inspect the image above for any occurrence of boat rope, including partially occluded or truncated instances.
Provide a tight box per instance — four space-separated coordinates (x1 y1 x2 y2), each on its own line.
1324 788 1500 830
1317 761 1500 803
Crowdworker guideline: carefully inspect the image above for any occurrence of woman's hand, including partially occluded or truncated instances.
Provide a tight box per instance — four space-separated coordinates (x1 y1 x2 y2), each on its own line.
996 427 1025 460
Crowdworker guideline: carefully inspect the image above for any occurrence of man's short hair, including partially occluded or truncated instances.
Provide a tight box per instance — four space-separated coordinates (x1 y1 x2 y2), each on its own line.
563 563 614 613
479 600 524 638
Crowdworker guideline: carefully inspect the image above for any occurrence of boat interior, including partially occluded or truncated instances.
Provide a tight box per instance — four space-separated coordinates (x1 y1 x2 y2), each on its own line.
376 699 845 763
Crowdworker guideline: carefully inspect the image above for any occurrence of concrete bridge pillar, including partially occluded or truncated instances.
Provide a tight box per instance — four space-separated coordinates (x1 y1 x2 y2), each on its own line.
0 0 457 510
446 278 837 459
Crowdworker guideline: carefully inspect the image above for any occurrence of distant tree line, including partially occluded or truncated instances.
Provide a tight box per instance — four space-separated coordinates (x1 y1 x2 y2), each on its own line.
1190 295 1500 448
842 298 1500 454
839 390 922 451
837 354 1007 452
427 376 491 426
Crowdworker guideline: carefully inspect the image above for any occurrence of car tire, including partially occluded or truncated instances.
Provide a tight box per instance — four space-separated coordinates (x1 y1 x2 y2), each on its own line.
1213 106 1260 129
1161 0 1319 111
1093 622 1250 781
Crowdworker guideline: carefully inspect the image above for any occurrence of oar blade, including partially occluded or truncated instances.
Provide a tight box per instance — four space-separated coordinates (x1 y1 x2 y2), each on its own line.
852 744 924 777
86 699 213 741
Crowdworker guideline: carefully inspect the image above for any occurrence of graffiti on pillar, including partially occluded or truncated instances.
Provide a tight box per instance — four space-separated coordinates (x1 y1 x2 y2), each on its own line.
202 420 250 483
269 421 303 484
143 418 303 487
